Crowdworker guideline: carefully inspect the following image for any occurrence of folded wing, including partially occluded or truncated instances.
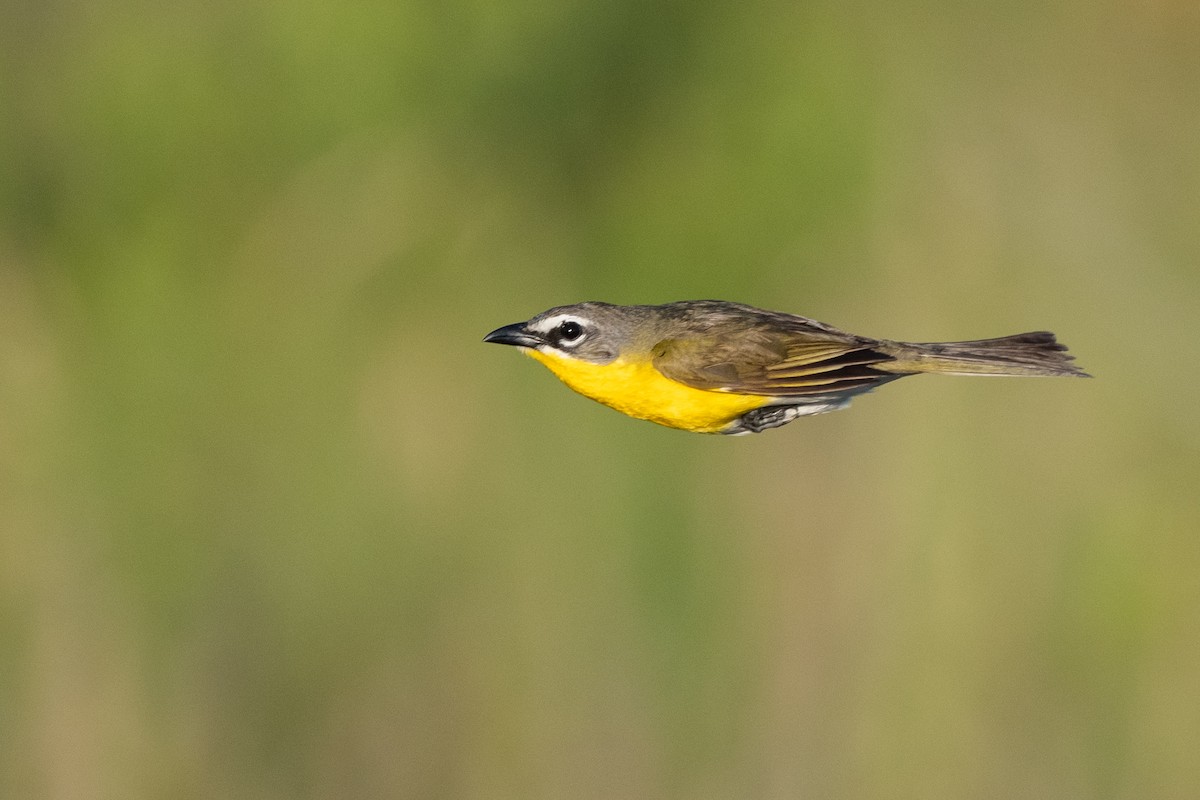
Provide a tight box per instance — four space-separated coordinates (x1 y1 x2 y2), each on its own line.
652 335 905 398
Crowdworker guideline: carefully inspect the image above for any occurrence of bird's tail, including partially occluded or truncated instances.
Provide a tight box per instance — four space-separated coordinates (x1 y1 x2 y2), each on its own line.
880 332 1090 377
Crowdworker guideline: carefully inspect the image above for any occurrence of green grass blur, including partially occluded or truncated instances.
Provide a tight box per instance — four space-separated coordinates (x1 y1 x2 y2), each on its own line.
2 1 1198 797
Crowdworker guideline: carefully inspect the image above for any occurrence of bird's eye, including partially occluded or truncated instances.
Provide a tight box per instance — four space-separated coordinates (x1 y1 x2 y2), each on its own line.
558 320 584 341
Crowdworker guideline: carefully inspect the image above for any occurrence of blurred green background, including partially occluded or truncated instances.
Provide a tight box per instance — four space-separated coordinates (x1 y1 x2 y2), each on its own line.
2 1 1198 798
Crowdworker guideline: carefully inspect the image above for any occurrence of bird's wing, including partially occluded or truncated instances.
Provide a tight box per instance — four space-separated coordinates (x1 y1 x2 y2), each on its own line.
652 333 904 398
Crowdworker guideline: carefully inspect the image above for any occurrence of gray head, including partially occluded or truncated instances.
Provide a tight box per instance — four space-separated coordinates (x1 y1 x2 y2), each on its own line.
483 302 655 364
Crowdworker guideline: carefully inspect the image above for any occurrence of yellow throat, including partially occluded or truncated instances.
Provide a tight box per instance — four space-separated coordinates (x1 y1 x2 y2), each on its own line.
526 348 768 433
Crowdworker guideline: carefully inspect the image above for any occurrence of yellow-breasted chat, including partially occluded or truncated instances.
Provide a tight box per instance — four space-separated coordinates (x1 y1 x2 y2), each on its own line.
484 300 1088 435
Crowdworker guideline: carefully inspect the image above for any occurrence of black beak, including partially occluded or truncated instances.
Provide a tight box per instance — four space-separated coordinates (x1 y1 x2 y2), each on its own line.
483 322 541 348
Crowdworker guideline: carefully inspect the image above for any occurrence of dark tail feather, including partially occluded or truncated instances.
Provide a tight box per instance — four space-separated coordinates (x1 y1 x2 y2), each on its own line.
881 332 1090 377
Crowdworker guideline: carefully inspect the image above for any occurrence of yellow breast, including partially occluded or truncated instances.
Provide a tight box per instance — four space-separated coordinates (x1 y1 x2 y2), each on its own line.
525 349 768 433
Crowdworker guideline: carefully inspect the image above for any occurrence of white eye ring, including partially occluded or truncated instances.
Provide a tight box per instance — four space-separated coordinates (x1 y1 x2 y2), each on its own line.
558 320 584 341
530 314 590 347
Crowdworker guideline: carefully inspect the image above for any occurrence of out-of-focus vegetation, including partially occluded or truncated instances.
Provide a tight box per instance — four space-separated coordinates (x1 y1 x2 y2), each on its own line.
2 1 1198 798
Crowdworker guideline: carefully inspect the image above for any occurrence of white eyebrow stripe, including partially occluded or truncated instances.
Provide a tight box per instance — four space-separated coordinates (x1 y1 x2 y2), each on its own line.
529 314 589 335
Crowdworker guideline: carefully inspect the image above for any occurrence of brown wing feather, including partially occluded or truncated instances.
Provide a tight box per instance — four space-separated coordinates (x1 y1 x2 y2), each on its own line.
653 334 904 398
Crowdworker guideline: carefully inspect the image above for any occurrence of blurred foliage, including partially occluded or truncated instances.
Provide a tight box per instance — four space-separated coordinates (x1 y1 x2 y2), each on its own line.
2 1 1198 798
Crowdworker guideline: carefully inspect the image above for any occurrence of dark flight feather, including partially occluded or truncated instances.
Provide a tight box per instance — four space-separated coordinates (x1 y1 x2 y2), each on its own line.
652 335 903 399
